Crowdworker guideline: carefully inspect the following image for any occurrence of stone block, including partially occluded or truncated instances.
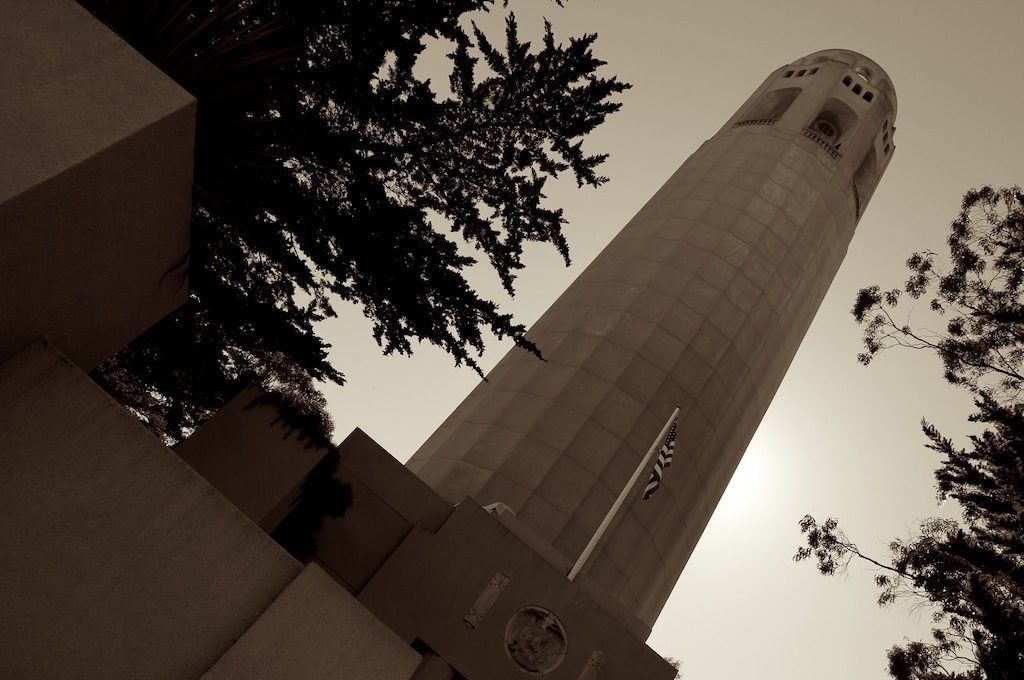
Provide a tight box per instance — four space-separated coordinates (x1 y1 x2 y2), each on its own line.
638 326 684 370
582 339 637 382
175 387 329 531
592 386 645 439
764 272 790 311
495 393 552 435
202 564 420 680
661 301 705 343
716 345 750 390
440 421 492 467
605 312 659 352
454 424 518 472
677 406 712 451
717 230 754 267
759 177 790 208
0 342 299 680
726 273 761 313
497 436 561 489
572 482 617 536
538 304 589 334
690 322 729 367
700 200 741 228
0 0 194 369
517 493 569 543
537 456 596 517
708 294 746 338
683 277 725 315
650 261 697 300
617 355 666 404
744 193 777 224
680 217 721 250
578 305 626 338
565 420 623 478
530 404 590 451
625 549 670 613
601 511 648 577
732 211 766 247
631 287 676 323
556 369 616 414
484 355 542 394
313 429 451 592
672 347 713 395
550 331 603 368
670 239 714 275
589 279 643 311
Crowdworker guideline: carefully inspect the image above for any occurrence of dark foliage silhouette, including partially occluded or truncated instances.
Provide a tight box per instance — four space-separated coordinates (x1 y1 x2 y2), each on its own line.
796 187 1024 680
79 0 629 444
853 187 1024 401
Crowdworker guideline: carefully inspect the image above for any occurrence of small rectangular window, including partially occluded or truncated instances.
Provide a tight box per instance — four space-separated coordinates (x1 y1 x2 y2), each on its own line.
883 129 889 141
852 83 863 95
784 70 794 78
843 75 852 87
809 67 819 75
884 143 891 155
863 91 874 102
797 69 806 77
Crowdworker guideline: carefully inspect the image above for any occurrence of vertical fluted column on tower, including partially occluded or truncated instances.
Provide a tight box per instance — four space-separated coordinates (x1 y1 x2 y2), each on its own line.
407 50 897 631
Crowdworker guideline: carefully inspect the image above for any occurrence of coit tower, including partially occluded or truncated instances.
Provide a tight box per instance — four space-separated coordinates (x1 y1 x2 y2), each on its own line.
407 49 896 633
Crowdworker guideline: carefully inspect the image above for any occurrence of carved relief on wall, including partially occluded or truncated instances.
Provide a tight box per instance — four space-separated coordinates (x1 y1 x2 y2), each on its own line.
504 606 568 675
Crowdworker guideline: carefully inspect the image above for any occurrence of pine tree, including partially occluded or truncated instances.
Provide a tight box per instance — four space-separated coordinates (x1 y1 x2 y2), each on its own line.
796 186 1024 680
78 0 629 443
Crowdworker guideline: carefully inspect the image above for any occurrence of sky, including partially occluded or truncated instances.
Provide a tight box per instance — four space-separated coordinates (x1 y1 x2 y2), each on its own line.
318 1 1024 677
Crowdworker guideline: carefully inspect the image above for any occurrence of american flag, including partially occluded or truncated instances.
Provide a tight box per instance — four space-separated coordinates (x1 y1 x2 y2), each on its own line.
643 418 677 500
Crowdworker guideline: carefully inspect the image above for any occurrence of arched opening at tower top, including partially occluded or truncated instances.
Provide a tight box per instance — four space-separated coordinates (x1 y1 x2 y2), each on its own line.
743 87 800 122
809 97 859 149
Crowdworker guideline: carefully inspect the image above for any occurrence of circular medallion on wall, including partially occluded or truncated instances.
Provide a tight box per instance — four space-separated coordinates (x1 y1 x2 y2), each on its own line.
504 606 568 675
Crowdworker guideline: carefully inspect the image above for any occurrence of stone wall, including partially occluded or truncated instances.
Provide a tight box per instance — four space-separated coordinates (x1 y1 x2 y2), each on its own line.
0 0 194 370
0 343 301 679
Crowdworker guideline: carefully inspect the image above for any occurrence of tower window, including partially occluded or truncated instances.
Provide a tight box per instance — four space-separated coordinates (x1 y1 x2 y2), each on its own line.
883 129 889 141
842 75 852 87
863 91 874 102
784 70 794 78
852 84 863 95
813 120 837 139
797 69 806 77
884 143 891 155
809 67 819 75
808 96 859 157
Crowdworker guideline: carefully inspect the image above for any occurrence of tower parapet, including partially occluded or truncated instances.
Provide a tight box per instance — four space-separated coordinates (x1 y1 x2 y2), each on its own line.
407 50 896 631
723 49 896 218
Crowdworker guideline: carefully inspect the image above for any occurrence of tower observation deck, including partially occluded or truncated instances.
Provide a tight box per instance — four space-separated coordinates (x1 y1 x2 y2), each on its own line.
407 49 897 632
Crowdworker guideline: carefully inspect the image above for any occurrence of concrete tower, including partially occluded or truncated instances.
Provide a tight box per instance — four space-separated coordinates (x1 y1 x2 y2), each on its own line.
407 49 896 632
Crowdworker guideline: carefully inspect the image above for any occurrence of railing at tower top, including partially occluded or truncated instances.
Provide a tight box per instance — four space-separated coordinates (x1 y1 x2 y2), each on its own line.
733 118 777 128
801 128 842 161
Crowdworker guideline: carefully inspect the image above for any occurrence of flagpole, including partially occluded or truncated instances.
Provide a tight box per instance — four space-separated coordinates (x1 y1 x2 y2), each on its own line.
567 405 680 582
